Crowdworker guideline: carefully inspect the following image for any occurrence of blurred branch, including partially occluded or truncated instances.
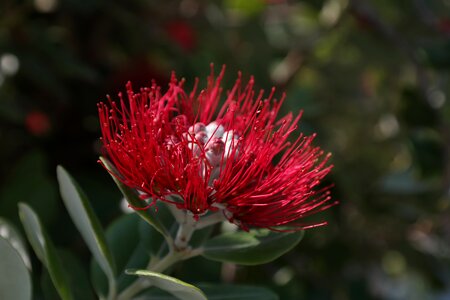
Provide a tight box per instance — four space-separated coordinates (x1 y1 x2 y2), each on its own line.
271 49 305 89
271 1 349 89
348 0 424 76
349 0 450 191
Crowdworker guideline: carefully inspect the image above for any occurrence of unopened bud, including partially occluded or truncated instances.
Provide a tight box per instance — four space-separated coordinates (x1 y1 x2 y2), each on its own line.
206 121 224 138
195 131 208 145
189 122 206 134
206 137 225 166
190 131 208 155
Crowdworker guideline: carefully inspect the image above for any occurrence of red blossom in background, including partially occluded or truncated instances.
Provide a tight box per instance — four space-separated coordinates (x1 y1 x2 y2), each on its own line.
25 110 51 136
98 65 335 230
165 20 196 52
437 18 450 36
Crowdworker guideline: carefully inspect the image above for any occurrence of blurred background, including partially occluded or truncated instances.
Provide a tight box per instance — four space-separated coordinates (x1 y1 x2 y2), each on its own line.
1 0 450 299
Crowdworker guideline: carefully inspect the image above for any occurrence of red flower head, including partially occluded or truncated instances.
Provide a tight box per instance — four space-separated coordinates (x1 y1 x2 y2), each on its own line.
98 65 335 231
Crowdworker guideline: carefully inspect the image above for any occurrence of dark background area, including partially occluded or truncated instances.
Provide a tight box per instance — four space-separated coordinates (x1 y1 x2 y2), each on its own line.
1 0 450 299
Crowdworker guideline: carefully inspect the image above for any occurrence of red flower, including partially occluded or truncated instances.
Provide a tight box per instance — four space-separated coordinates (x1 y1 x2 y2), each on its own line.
98 65 335 230
25 110 51 136
165 20 196 52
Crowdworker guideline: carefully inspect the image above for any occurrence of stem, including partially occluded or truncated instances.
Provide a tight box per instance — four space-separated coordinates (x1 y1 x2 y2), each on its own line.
196 212 226 229
174 215 196 250
107 277 117 300
117 251 184 300
116 208 225 299
116 279 147 300
166 202 186 223
174 211 226 249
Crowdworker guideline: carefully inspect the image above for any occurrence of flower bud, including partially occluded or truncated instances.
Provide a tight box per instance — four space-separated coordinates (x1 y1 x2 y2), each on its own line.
206 137 225 166
206 121 224 138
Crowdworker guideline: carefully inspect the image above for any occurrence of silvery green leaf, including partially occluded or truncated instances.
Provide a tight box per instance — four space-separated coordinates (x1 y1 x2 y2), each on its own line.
99 157 170 238
57 166 116 298
0 217 31 269
19 203 73 300
0 236 32 300
125 269 207 300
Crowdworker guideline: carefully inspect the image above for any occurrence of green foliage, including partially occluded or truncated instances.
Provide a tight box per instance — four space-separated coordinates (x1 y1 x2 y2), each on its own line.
196 284 279 300
19 203 73 300
100 157 171 239
125 269 207 300
137 284 279 300
57 166 116 298
41 250 95 300
0 217 30 270
90 214 153 295
0 236 32 300
202 229 303 265
19 166 285 299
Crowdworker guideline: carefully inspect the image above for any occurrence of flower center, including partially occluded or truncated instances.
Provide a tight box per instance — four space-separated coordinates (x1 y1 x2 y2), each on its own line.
187 121 239 184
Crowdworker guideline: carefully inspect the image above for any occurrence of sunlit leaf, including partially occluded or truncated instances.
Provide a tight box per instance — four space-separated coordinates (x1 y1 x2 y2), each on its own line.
125 269 207 300
0 236 32 300
0 217 31 270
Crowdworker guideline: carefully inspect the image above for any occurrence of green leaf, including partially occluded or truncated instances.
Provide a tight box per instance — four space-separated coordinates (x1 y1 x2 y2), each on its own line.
91 214 153 295
41 269 61 300
62 250 97 300
56 166 116 297
0 237 32 300
91 202 178 296
139 203 176 257
177 256 222 283
198 284 279 300
99 157 170 238
139 284 279 300
125 269 207 300
202 229 303 265
190 226 214 249
0 217 31 270
18 203 73 300
41 250 96 300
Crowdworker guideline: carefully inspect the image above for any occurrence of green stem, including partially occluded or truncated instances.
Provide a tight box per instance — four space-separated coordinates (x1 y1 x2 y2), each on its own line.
116 250 188 300
174 211 225 249
116 208 224 299
107 277 117 300
174 218 196 250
